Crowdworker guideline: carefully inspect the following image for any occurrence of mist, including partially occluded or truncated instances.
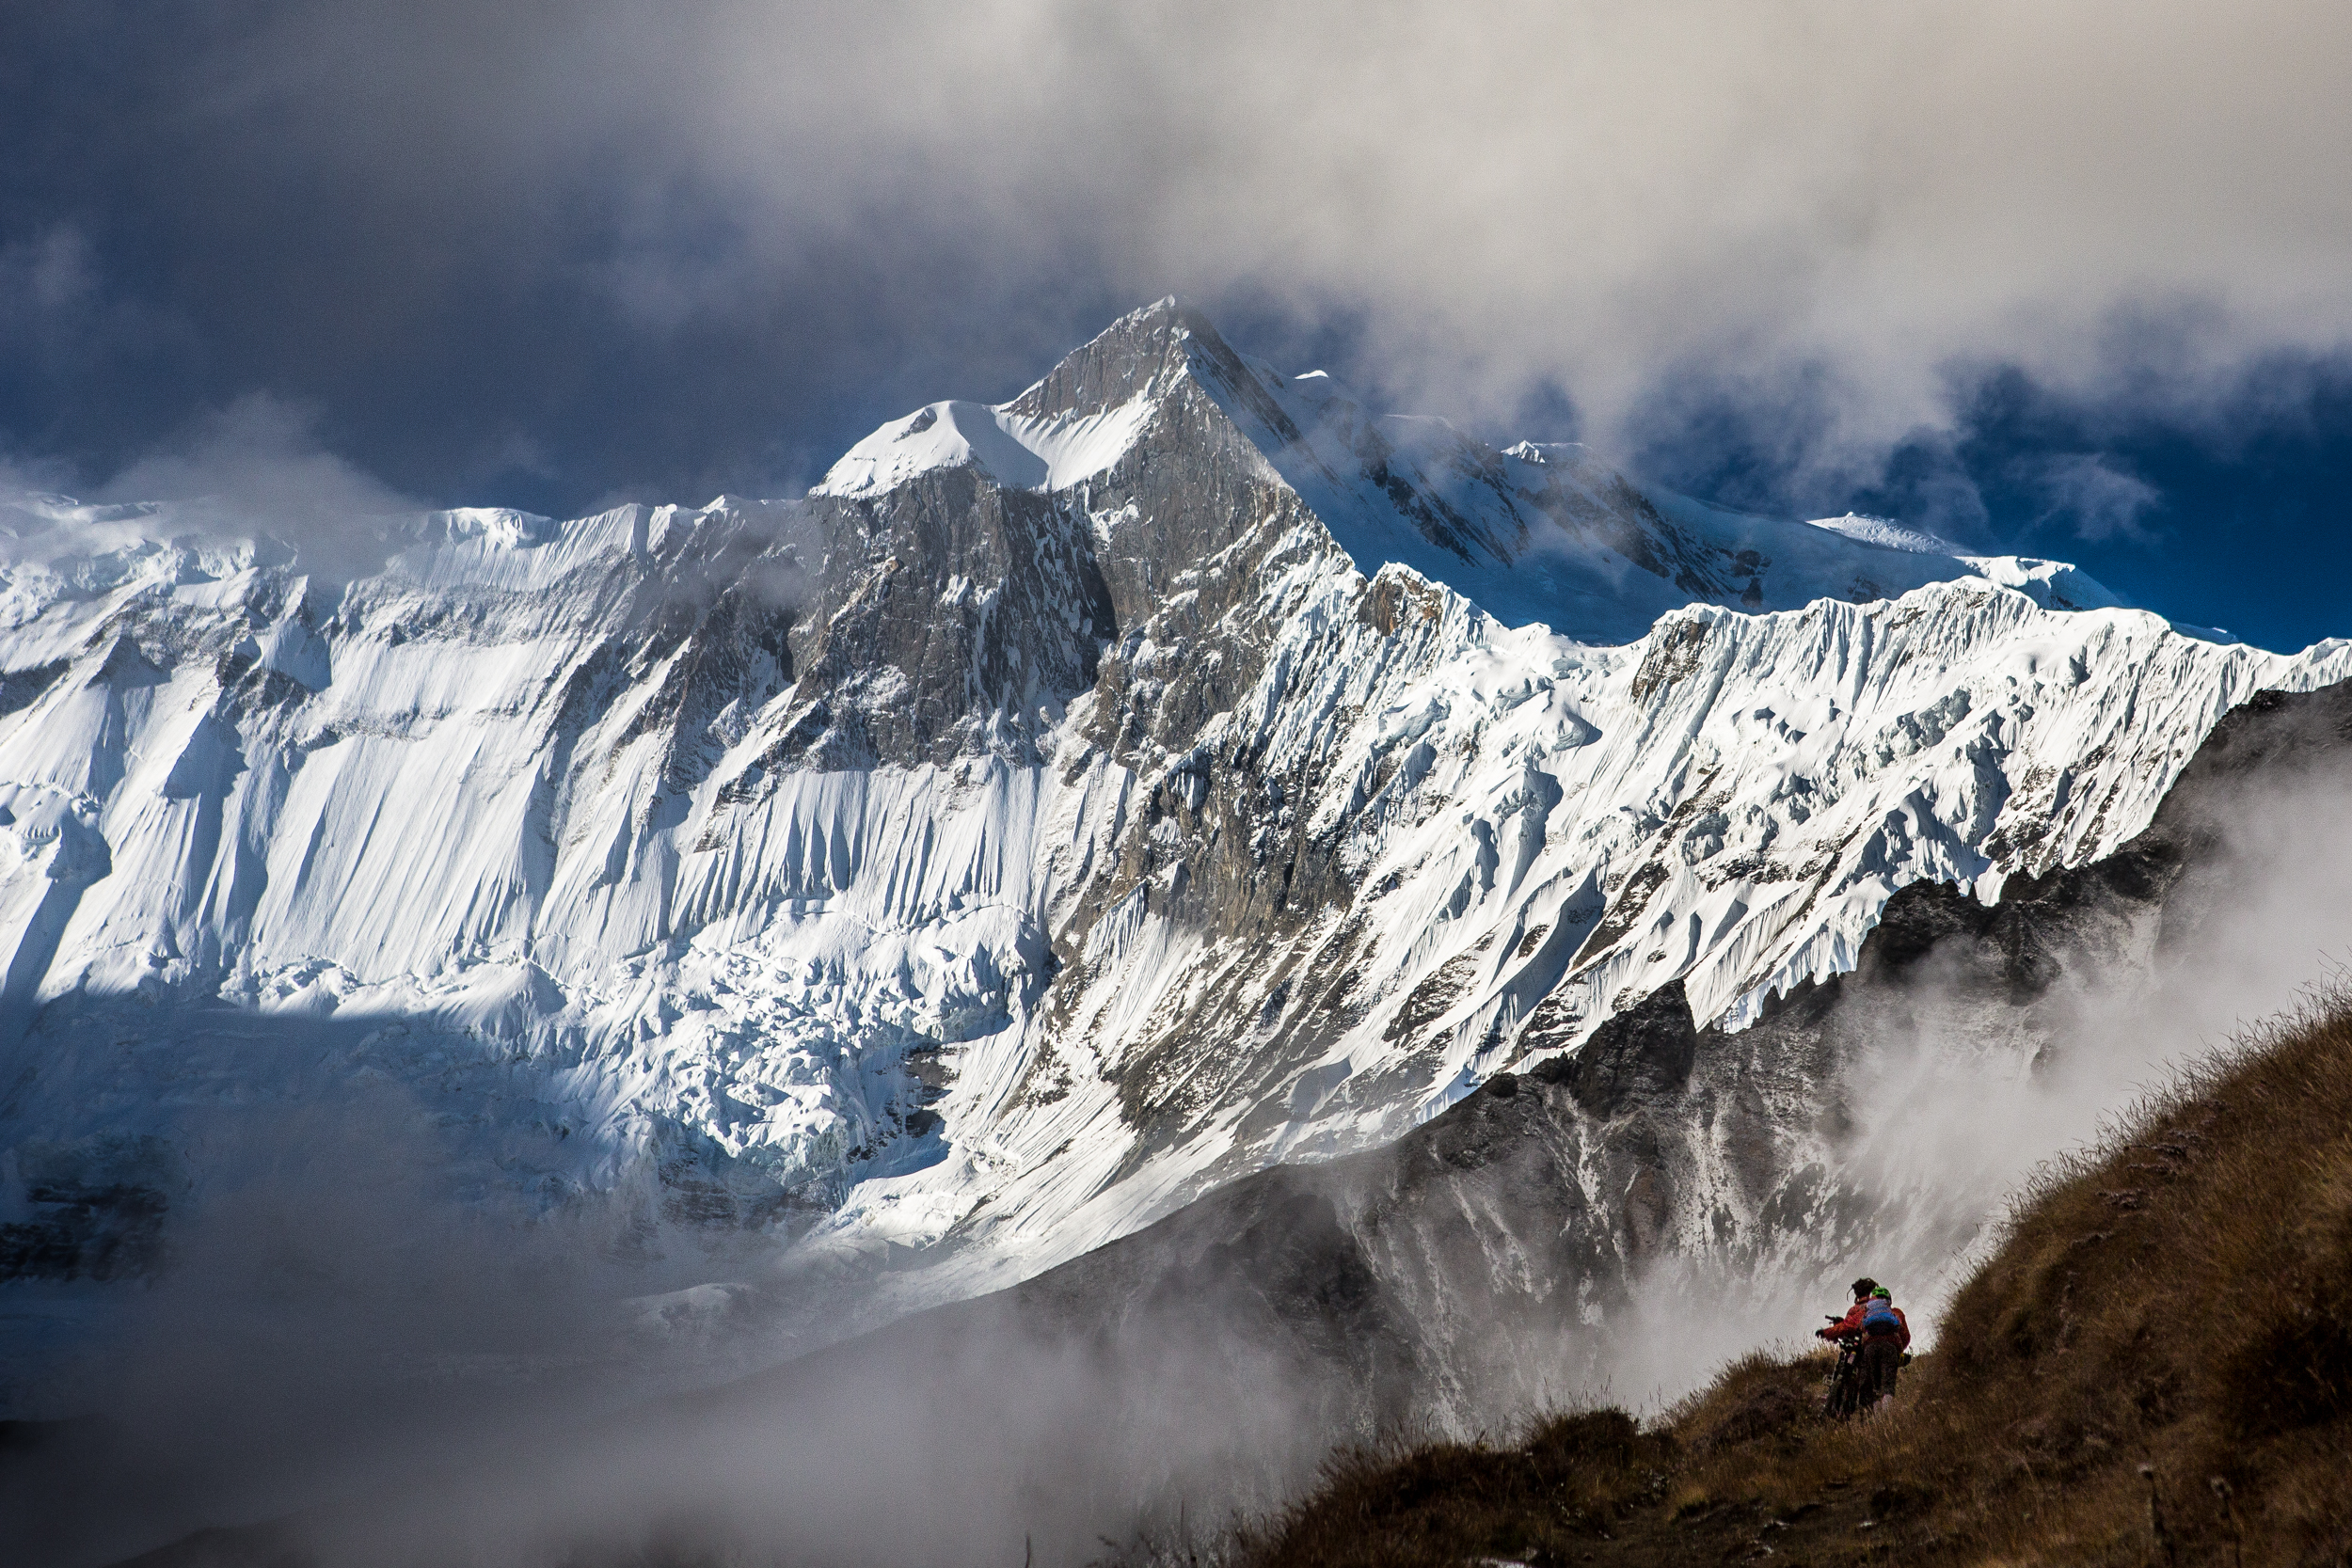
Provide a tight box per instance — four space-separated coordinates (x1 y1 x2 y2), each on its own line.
1605 759 2352 1409
0 1015 1344 1568
0 394 432 594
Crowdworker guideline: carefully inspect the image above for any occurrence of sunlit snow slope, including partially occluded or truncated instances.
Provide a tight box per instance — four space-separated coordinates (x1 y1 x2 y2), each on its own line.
1 300 2344 1306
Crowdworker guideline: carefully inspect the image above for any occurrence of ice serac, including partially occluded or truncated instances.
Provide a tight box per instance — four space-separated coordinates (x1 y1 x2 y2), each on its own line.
1 300 2347 1327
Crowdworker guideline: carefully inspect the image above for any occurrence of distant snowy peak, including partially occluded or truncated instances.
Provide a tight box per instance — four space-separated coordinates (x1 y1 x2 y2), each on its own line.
1794 512 2137 621
1203 349 2140 641
1804 511 1960 555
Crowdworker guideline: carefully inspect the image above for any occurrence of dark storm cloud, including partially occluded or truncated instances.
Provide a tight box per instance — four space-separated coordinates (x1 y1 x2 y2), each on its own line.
3 2 2349 626
0 3 1131 509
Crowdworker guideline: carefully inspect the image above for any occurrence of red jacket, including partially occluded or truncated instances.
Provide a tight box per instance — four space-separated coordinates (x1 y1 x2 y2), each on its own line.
1820 1300 1911 1351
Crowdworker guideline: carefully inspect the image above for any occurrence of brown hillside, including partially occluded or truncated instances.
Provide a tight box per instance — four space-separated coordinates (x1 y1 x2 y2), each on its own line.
1236 996 2352 1568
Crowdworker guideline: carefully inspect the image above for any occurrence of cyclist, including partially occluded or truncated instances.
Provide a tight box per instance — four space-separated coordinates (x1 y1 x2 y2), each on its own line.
1818 1276 1879 1345
1821 1281 1911 1407
1817 1277 1877 1418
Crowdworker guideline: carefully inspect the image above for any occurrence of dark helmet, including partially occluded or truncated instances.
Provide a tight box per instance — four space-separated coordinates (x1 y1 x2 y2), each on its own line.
1851 1276 1879 1298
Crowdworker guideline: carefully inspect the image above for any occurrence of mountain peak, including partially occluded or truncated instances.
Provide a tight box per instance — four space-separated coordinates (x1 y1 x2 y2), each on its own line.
811 297 1262 501
805 302 2146 642
1003 294 1238 424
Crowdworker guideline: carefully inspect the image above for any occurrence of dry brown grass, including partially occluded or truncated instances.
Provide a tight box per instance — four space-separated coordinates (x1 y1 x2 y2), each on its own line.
1243 996 2352 1567
1239 1410 1675 1568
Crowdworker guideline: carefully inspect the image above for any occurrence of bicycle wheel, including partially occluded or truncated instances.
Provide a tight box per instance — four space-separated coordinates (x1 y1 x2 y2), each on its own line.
1821 1356 1858 1419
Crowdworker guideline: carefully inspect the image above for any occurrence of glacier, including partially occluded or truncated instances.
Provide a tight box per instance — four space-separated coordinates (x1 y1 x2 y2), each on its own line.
2 296 2346 1329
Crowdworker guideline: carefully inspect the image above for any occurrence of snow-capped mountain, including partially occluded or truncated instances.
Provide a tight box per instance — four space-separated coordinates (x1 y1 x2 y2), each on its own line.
2 299 2345 1317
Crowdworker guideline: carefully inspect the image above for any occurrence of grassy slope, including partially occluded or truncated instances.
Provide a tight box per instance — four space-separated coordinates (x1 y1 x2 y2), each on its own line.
1242 1001 2352 1568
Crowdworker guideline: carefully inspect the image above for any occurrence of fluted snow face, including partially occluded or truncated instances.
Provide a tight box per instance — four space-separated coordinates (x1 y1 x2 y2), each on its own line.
890 574 2352 1294
1 302 2344 1301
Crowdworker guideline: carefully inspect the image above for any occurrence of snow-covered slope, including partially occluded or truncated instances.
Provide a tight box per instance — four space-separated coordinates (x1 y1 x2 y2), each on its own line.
2 300 2344 1321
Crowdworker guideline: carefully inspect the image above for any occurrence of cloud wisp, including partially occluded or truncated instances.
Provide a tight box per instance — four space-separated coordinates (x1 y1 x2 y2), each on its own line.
2019 452 2165 544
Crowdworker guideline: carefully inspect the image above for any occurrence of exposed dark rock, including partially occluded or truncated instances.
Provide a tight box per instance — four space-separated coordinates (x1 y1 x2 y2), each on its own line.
1537 976 1699 1117
1 1135 178 1281
0 659 68 718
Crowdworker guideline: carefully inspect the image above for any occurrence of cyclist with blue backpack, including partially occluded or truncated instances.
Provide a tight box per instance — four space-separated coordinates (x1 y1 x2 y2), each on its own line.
1819 1277 1912 1410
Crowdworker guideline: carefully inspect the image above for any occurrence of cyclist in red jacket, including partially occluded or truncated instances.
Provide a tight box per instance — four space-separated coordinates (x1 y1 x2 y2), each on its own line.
1820 1282 1911 1405
1818 1276 1880 1344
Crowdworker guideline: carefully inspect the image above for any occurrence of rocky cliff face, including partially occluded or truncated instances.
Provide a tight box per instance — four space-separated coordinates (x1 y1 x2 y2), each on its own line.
0 300 2345 1331
884 675 2352 1438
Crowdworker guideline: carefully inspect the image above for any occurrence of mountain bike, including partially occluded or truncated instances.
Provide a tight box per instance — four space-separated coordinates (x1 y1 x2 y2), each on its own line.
1820 1328 1866 1420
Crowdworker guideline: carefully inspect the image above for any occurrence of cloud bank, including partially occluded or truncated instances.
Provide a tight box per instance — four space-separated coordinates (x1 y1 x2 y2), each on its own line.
7 0 2347 532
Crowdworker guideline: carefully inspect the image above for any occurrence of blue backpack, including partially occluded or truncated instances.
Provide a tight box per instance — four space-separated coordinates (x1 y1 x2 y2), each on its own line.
1864 1296 1901 1337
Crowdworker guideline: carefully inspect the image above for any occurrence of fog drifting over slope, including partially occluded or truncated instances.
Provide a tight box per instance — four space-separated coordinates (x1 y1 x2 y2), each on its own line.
1613 764 2352 1409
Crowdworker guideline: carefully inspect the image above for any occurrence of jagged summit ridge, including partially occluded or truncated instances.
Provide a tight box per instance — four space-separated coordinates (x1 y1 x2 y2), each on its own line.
808 299 2129 645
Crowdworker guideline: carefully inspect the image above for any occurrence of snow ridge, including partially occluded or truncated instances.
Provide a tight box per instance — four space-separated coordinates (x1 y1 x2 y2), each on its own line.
1 298 2344 1316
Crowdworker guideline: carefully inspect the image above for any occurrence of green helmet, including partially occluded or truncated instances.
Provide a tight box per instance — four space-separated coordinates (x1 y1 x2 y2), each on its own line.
1870 1287 1892 1301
